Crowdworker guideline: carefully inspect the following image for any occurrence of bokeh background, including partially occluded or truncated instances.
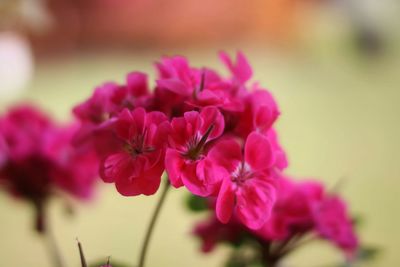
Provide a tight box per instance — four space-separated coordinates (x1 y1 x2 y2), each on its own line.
0 0 399 266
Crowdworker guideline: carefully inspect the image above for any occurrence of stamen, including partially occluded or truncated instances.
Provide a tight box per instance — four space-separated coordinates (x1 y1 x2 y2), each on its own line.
184 124 214 160
196 124 214 150
199 69 206 92
192 69 206 100
124 128 155 157
231 162 253 184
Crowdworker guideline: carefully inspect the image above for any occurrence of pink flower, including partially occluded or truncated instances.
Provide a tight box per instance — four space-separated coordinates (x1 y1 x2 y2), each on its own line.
73 72 151 156
43 124 99 200
233 88 280 139
256 178 324 240
156 56 197 97
0 105 56 202
209 131 277 229
193 215 245 253
267 129 288 170
219 51 253 84
0 105 99 232
74 72 150 123
313 196 359 255
155 56 217 114
165 106 224 196
100 107 170 196
0 105 53 161
154 55 246 116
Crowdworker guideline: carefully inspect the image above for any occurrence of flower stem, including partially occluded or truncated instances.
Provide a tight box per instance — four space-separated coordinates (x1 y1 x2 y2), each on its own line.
44 220 65 267
138 179 170 267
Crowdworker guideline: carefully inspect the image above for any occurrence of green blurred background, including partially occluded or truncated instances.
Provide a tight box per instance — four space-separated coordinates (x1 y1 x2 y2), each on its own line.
0 0 399 266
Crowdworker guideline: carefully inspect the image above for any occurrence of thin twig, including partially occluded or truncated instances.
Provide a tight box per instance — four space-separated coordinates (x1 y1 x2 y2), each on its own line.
44 223 65 267
137 179 170 267
77 238 87 267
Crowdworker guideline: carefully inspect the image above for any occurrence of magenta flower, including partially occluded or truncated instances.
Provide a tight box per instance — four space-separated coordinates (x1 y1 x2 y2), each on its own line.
193 215 245 253
256 178 324 241
74 72 150 123
43 124 99 200
73 72 151 156
154 54 250 117
219 51 253 84
100 107 170 196
232 87 280 139
0 105 99 232
255 177 358 256
208 131 277 229
165 106 224 196
156 56 197 97
313 196 359 256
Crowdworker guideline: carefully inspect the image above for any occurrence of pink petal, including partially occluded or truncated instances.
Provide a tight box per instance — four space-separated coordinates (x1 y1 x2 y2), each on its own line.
180 161 208 196
169 117 190 149
199 106 224 140
165 148 184 188
156 79 190 96
184 111 201 134
126 71 148 97
100 153 133 183
115 108 133 140
219 51 252 83
235 51 253 83
130 107 146 136
245 132 274 171
115 165 162 196
236 178 276 229
254 106 278 134
208 139 242 173
196 158 225 194
216 178 235 224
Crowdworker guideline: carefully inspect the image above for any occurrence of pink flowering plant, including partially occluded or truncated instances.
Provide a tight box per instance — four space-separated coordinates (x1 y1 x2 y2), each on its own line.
0 52 377 267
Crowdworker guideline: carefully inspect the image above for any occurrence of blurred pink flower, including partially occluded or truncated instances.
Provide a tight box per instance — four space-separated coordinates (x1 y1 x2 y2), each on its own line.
313 195 359 256
256 178 324 240
0 105 99 231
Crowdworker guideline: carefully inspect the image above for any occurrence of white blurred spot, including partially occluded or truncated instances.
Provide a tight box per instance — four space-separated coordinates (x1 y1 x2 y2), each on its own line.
0 32 33 100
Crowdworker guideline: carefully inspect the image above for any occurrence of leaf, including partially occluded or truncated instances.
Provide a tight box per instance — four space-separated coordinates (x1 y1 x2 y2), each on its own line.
356 245 380 261
185 194 208 212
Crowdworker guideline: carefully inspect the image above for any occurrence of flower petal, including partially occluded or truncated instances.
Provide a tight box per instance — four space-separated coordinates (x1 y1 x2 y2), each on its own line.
236 177 276 229
216 178 235 224
245 131 274 171
165 148 184 188
199 106 224 140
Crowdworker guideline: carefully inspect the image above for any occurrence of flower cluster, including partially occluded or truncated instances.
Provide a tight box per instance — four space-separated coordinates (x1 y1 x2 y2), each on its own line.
0 52 370 267
0 105 98 232
74 52 287 230
192 176 359 266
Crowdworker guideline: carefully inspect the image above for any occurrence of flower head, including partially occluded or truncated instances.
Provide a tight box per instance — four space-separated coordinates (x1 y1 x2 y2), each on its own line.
165 106 224 196
209 132 278 229
256 178 324 240
313 195 359 256
0 105 99 231
100 107 170 196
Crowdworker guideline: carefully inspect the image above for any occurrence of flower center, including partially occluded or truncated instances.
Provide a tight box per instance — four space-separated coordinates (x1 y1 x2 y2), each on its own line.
183 124 214 161
125 128 155 157
231 162 253 185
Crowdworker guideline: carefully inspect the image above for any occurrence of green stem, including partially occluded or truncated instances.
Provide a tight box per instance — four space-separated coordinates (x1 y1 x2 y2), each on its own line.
44 221 65 267
138 179 170 267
